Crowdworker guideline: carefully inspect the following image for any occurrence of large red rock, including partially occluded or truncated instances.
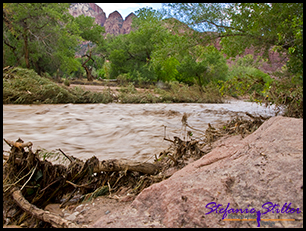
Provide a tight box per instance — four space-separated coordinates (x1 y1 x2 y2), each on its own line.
91 116 303 228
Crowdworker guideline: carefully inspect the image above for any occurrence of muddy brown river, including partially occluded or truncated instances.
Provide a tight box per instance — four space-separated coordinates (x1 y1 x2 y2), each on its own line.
3 101 281 163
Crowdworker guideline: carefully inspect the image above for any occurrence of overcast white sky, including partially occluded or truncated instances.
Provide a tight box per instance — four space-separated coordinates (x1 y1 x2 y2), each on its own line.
95 3 162 19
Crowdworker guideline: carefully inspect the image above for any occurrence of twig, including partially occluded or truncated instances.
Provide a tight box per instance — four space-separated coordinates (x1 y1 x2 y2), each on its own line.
4 165 36 193
66 180 92 189
39 178 61 193
245 112 256 119
3 153 9 161
3 66 10 71
20 162 38 191
58 149 74 163
164 138 175 143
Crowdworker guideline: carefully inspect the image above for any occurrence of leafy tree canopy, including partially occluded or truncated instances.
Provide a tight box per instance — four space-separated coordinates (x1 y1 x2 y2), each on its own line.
163 3 303 77
3 3 105 76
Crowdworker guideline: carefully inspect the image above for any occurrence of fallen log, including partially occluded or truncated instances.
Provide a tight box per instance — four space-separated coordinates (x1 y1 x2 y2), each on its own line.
10 187 85 228
93 159 160 175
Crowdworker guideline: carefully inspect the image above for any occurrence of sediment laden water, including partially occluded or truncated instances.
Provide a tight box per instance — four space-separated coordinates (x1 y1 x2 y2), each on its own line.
3 100 280 163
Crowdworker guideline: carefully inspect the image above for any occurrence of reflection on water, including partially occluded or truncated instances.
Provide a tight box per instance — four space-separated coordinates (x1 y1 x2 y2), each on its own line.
3 100 280 163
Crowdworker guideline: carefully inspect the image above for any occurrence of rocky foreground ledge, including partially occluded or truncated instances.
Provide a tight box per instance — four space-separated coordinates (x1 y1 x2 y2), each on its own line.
91 116 303 228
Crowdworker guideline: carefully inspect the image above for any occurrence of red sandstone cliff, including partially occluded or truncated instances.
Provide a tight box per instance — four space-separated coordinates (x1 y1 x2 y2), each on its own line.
69 4 135 36
103 11 124 36
69 3 106 27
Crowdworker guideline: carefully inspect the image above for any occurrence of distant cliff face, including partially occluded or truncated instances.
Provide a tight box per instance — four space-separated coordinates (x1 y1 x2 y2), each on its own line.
104 11 123 36
69 3 135 36
69 3 106 27
121 13 136 34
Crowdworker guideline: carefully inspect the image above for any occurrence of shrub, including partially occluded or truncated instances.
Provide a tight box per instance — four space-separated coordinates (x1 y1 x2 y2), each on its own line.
262 76 303 118
64 79 70 86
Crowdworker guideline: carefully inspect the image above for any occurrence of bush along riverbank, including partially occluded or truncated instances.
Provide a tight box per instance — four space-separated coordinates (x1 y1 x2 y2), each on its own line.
3 66 302 118
3 67 224 104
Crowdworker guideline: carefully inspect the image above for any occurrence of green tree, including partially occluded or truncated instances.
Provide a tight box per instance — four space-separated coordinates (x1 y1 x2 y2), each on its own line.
106 7 170 82
3 3 105 80
164 3 303 76
3 3 79 75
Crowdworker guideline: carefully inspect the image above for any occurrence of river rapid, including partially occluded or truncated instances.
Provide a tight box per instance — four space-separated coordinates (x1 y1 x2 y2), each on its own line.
3 100 280 163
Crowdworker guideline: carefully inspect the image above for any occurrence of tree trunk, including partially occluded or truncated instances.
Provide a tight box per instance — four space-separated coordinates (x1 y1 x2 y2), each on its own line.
82 64 94 82
196 73 204 94
23 32 30 68
82 46 95 82
56 68 60 82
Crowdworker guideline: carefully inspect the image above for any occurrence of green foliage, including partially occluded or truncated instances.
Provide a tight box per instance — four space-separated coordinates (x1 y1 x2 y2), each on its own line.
3 3 81 75
3 3 105 78
152 57 180 82
158 81 223 103
73 15 104 45
261 75 303 118
164 3 303 77
176 45 228 86
219 55 273 98
64 79 70 87
106 7 228 89
3 67 77 104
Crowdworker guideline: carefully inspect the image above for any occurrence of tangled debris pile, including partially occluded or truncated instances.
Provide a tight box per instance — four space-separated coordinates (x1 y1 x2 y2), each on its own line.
3 112 269 228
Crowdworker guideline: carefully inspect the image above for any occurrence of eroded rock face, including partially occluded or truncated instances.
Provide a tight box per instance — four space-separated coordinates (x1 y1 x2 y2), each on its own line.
91 116 303 228
69 4 136 36
104 11 124 36
69 3 106 27
120 13 136 35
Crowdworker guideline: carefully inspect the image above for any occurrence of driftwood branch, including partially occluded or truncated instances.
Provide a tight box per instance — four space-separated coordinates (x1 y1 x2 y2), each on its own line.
58 148 74 163
10 187 85 228
4 138 33 149
93 159 160 175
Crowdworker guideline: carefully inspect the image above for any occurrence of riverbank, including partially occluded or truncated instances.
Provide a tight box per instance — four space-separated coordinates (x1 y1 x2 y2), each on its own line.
4 116 302 228
3 67 224 105
90 116 303 228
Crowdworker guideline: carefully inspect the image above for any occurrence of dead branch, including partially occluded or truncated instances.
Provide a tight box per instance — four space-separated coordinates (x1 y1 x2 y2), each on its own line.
93 159 160 175
58 148 74 163
4 138 33 150
66 180 92 189
10 187 85 228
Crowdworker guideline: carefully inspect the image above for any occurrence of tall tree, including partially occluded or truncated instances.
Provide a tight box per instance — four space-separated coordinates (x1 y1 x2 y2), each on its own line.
3 3 77 74
163 3 303 76
73 14 105 81
3 3 104 79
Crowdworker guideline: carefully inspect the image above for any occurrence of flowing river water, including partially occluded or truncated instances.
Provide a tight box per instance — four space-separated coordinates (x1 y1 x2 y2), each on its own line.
3 100 281 163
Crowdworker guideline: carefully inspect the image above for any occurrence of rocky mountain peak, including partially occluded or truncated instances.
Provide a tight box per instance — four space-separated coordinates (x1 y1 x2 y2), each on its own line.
108 10 123 20
69 3 135 36
125 12 136 21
